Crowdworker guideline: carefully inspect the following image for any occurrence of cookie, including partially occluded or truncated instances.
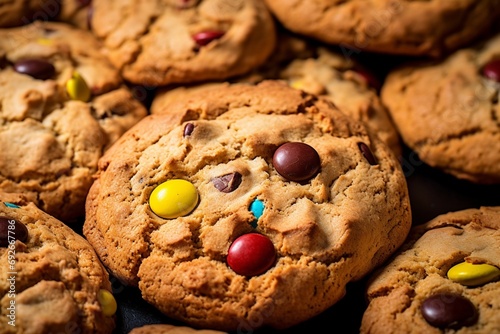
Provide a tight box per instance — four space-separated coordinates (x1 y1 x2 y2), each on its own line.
84 81 411 331
129 324 227 334
263 0 500 57
89 0 276 86
361 206 500 334
381 32 500 184
0 21 148 222
0 192 117 333
152 45 401 156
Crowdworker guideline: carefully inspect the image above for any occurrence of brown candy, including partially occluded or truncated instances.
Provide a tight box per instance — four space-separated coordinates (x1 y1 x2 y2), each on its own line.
183 123 195 137
0 216 29 247
421 293 478 329
358 142 378 165
212 172 242 193
14 59 55 80
273 142 321 182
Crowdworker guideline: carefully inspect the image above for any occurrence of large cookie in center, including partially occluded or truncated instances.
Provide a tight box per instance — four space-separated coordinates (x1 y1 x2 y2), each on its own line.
84 81 411 331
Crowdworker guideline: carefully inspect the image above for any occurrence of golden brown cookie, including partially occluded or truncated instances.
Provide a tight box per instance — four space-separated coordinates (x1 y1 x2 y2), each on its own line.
152 45 401 156
0 21 148 222
129 324 227 334
381 32 500 184
0 192 117 333
89 0 276 86
84 81 411 331
263 0 500 57
361 206 500 334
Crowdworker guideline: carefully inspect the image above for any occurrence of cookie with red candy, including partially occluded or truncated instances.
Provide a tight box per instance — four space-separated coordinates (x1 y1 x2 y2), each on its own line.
382 32 500 184
84 81 411 331
89 0 276 86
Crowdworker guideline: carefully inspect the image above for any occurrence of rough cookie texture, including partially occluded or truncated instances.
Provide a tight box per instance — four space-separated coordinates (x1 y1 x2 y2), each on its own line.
84 81 411 331
129 324 227 334
263 0 500 57
0 21 147 222
381 33 500 184
90 0 276 86
152 44 401 156
361 206 500 334
0 192 115 333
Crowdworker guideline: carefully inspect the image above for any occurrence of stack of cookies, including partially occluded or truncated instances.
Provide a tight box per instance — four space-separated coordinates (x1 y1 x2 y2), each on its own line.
1 1 499 333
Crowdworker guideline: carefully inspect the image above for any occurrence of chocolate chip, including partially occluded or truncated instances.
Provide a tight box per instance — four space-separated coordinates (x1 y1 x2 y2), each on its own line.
358 142 378 165
273 142 321 182
0 216 29 247
482 59 500 82
192 30 225 46
14 59 55 80
212 172 242 193
421 293 478 329
183 123 195 137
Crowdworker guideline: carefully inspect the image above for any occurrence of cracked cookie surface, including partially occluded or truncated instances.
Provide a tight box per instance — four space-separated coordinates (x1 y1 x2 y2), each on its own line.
152 42 401 156
361 206 500 334
381 32 500 184
90 0 276 86
0 192 116 334
0 21 147 222
263 0 500 57
84 81 411 331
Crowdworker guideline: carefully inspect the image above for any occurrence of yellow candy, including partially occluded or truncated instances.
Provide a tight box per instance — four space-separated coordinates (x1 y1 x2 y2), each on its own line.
447 261 500 286
289 80 305 90
149 179 198 219
97 289 117 317
36 38 53 46
66 71 91 102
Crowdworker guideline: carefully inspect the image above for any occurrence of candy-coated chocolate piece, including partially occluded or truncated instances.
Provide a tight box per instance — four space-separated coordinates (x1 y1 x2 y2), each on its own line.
0 216 29 247
149 179 198 219
249 199 264 220
192 30 225 46
97 289 117 317
212 172 242 193
14 59 55 80
3 202 20 208
273 142 321 182
482 59 500 82
66 71 91 102
183 123 195 137
447 261 500 286
421 293 478 329
36 38 53 46
354 67 381 91
358 142 378 165
227 233 276 277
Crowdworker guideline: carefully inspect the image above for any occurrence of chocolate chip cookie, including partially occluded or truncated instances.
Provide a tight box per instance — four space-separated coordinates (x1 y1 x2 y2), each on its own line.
381 32 500 184
89 0 276 86
129 324 227 334
263 0 500 57
0 21 148 222
152 45 401 156
84 81 411 331
0 192 117 333
361 206 500 334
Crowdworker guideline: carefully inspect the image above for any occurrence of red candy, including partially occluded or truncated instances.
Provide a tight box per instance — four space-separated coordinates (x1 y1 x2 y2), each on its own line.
482 59 500 82
192 30 225 46
354 67 381 91
227 233 276 277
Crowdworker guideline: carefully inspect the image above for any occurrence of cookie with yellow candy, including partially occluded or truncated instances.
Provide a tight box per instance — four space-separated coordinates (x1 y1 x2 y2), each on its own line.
361 206 500 334
0 21 147 222
84 81 410 331
0 191 116 333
